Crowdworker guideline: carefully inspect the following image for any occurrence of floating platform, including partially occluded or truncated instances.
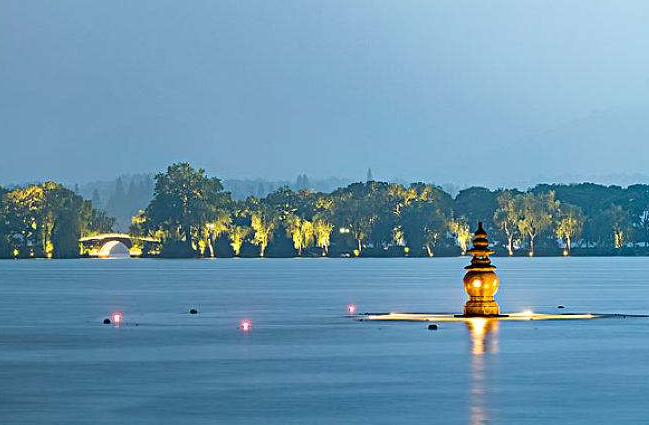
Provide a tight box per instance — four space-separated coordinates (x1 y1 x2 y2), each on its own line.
356 312 602 322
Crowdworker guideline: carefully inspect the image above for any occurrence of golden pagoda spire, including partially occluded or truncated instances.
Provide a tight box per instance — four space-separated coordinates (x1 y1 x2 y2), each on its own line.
462 222 502 317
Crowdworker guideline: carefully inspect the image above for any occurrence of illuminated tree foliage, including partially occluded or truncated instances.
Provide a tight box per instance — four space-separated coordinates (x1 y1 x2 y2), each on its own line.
249 200 276 258
399 199 449 257
448 217 471 255
6 165 649 258
144 163 227 257
229 224 250 257
555 204 584 252
515 192 558 256
493 190 520 256
0 182 112 258
285 214 314 256
591 205 633 249
313 214 334 255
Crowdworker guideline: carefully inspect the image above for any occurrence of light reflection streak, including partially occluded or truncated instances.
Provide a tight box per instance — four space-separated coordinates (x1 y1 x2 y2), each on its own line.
466 318 499 425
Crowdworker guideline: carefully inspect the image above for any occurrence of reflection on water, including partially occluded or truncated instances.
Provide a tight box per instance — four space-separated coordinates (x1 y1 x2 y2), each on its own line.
466 319 499 425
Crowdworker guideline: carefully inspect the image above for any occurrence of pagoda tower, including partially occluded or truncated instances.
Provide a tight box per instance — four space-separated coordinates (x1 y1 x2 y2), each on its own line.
462 222 502 317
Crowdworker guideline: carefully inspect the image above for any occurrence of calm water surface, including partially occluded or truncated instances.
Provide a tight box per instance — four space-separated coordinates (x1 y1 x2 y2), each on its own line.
1 257 648 424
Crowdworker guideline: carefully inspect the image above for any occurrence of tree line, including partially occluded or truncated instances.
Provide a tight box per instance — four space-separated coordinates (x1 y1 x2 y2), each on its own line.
129 163 649 258
0 183 113 258
3 163 649 259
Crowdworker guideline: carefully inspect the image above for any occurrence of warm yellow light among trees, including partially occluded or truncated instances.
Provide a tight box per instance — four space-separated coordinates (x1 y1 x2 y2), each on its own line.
555 205 584 253
229 225 250 257
448 218 471 255
313 216 333 256
285 214 315 256
251 213 275 257
2 182 112 258
493 191 518 256
203 213 231 257
515 192 558 256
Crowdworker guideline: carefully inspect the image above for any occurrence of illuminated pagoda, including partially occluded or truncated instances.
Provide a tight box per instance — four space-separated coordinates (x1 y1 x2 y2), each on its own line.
461 222 503 317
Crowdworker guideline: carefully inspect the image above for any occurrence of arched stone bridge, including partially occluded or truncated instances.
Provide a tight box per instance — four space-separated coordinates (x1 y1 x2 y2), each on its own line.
79 233 160 257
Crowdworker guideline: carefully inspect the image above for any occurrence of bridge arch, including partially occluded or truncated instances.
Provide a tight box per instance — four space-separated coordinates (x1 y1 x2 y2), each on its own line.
98 240 131 258
79 233 160 257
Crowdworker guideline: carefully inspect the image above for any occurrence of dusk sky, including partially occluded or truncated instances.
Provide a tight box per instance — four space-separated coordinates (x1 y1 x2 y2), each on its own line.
2 1 649 187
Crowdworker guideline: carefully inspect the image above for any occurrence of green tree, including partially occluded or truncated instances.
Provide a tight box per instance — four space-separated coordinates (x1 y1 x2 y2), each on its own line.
313 214 334 256
454 187 497 233
285 213 315 256
592 204 633 249
203 211 232 257
247 198 276 257
0 186 12 258
493 190 519 256
5 185 45 257
626 184 649 247
145 163 227 256
555 204 584 253
229 225 250 256
399 200 448 256
448 217 471 255
516 192 558 256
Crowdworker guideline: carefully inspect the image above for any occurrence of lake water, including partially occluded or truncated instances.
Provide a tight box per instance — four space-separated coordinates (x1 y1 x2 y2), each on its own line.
1 257 648 424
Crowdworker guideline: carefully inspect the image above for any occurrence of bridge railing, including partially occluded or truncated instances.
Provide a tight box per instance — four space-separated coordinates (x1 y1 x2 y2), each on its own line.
79 233 160 243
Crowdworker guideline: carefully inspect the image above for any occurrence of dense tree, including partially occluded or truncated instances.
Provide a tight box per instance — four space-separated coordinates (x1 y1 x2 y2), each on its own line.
0 182 111 258
592 205 633 249
331 182 384 254
313 214 334 255
285 213 314 256
515 192 558 256
448 217 471 255
11 163 649 259
493 190 519 256
249 199 276 257
202 211 231 257
454 187 498 233
399 199 448 256
229 224 250 257
0 186 11 257
626 184 649 247
555 204 584 252
144 163 228 257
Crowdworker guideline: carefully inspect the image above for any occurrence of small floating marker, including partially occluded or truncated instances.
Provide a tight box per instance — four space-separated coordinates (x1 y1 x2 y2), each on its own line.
347 304 356 314
557 305 565 309
240 320 252 332
111 312 123 325
427 324 438 330
189 308 198 315
102 318 111 325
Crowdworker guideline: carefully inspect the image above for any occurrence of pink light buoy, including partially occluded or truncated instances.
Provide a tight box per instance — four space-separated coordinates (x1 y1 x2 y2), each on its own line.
240 319 252 332
111 312 123 326
347 304 356 314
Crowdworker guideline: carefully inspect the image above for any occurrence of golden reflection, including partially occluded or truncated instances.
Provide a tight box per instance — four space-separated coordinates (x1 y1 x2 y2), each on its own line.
466 318 499 425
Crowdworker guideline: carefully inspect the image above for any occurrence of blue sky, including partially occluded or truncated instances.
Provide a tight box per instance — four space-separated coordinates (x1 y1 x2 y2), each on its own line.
2 1 649 187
